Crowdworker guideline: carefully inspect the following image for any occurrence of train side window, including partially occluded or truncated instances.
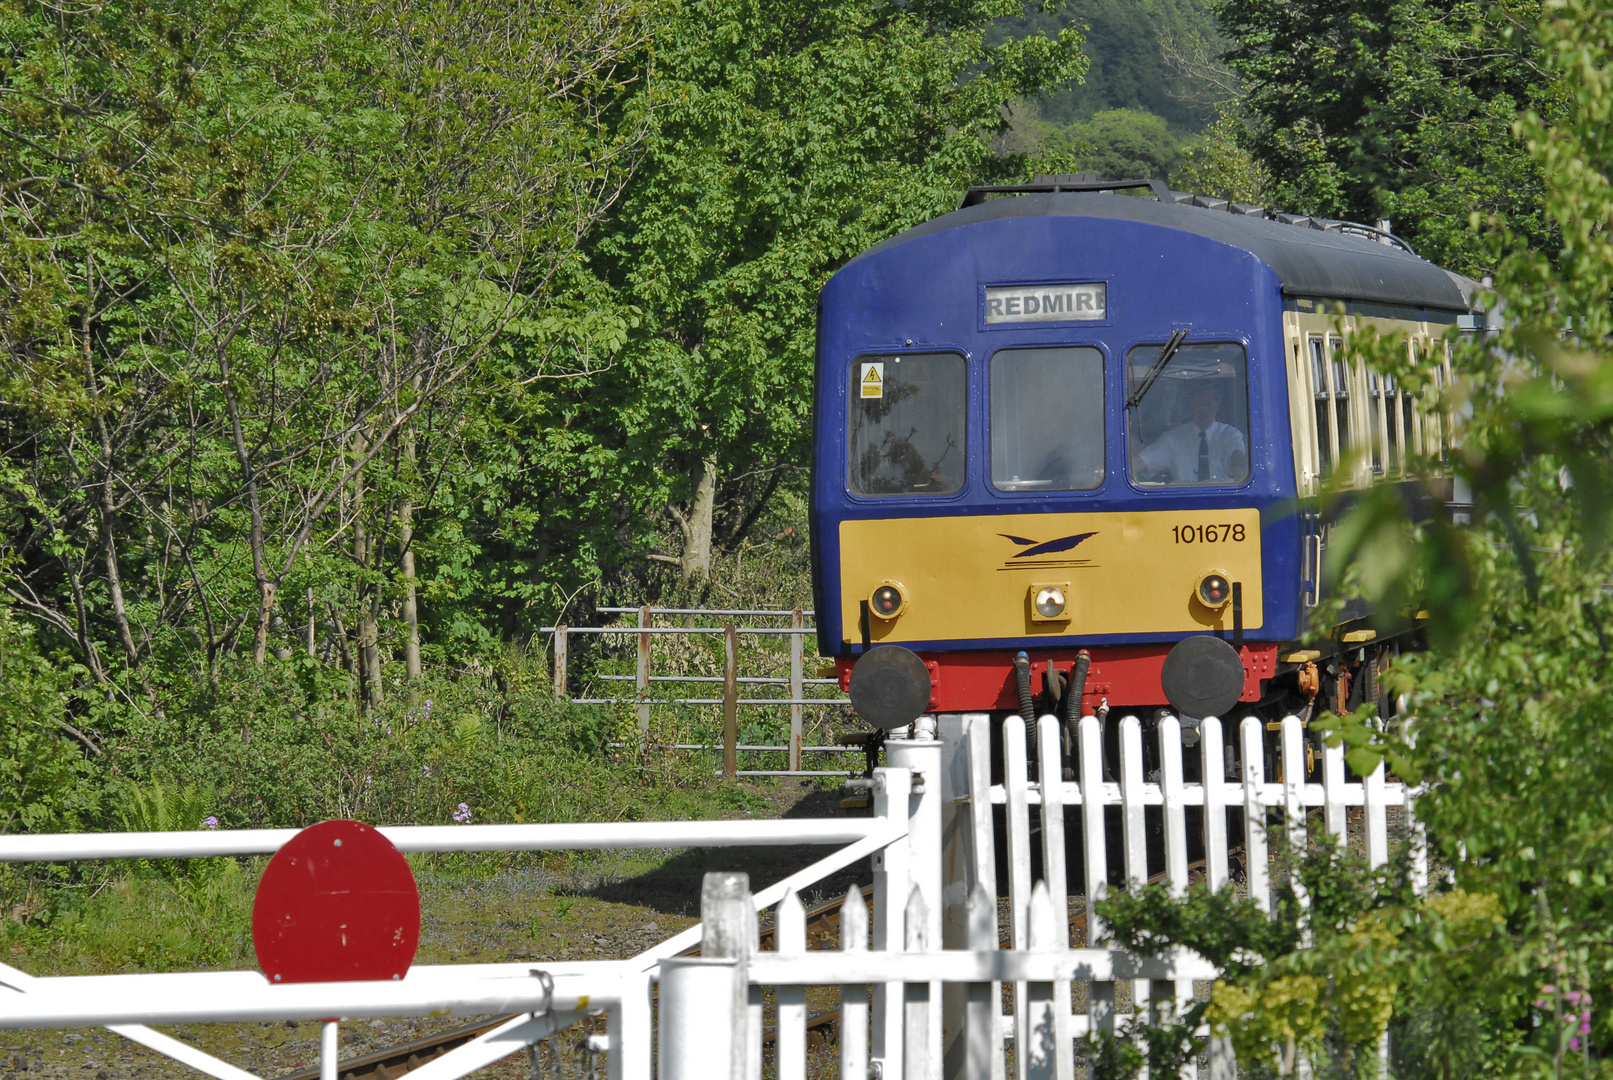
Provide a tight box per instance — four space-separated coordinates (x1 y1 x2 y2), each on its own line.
1365 368 1386 474
1328 336 1353 461
1126 341 1250 487
1433 357 1452 462
1383 371 1401 476
1308 336 1333 474
1404 341 1423 457
848 351 967 496
990 346 1105 491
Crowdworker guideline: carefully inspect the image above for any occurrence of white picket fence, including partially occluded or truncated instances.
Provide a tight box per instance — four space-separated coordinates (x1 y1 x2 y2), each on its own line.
0 712 1425 1080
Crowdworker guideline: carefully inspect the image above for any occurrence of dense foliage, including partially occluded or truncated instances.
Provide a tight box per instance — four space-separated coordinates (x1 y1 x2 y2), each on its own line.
443 0 1085 603
0 0 1081 756
6 3 1613 1076
1092 4 1613 1077
1211 0 1560 274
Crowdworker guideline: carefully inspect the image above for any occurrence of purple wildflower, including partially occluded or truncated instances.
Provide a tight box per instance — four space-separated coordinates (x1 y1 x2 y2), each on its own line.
453 802 472 823
1543 984 1558 995
1583 1023 1593 1034
201 815 218 830
1570 1039 1581 1051
423 764 432 777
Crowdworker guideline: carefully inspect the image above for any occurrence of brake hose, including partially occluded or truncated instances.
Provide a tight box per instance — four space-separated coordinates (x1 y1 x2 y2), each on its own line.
1013 651 1035 724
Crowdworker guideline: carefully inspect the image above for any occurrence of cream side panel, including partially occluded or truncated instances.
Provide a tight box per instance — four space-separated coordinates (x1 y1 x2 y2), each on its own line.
1283 312 1316 498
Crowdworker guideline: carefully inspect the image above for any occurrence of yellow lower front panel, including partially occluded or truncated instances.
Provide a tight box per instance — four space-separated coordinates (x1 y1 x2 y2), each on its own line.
839 509 1264 645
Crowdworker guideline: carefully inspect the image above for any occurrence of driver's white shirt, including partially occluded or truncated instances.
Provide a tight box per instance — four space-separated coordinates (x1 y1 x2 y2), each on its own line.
1139 419 1247 483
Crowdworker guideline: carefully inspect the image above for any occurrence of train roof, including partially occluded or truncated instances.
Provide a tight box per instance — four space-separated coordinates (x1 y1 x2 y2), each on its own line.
855 178 1474 313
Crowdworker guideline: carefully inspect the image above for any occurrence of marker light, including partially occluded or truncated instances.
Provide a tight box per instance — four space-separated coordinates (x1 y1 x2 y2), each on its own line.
869 583 905 619
1196 573 1232 609
1033 585 1068 619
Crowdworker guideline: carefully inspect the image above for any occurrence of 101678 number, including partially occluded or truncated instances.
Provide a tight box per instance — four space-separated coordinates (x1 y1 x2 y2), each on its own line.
1173 523 1246 543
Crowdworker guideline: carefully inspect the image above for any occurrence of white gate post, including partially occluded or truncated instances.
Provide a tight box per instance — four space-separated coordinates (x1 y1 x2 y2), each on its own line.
1118 716 1151 1060
1200 718 1236 1080
659 871 752 1080
320 1021 338 1080
889 718 945 1080
842 886 873 1080
1239 717 1271 913
942 714 993 1080
872 764 915 1080
1002 716 1033 1080
659 957 743 1080
1077 715 1113 1035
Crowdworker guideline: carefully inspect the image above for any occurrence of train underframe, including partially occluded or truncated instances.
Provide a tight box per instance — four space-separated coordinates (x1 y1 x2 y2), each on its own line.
838 635 1409 885
835 633 1406 784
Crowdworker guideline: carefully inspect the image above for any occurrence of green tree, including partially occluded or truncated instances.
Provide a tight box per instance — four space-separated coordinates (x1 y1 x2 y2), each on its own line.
1118 3 1613 1076
0 603 94 834
0 0 650 706
1211 0 1558 274
996 0 1221 130
430 0 1086 629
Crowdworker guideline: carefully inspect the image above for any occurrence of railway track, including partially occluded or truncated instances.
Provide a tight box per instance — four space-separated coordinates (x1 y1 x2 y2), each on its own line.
284 886 870 1080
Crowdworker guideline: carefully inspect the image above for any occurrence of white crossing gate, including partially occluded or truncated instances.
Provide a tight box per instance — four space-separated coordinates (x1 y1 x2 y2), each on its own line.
0 712 1425 1080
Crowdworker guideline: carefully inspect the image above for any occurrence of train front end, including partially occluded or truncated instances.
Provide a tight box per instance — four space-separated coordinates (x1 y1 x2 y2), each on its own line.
809 193 1303 723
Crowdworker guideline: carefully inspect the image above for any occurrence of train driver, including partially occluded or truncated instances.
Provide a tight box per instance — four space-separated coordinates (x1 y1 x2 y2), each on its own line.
1135 382 1248 484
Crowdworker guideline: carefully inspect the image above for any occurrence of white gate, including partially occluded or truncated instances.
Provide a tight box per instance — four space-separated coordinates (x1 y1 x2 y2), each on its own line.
0 712 1424 1080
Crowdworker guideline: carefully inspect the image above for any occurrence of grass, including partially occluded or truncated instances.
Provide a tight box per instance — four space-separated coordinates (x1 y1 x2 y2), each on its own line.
0 503 843 978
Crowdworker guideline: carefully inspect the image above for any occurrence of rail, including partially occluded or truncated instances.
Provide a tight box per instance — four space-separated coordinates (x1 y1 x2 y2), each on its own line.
2 713 1428 1080
542 606 851 777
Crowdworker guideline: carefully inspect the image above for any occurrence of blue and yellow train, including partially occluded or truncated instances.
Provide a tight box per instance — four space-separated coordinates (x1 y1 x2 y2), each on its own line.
810 177 1474 747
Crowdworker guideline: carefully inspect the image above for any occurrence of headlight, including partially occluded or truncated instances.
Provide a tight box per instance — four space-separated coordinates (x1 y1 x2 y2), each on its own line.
1196 572 1232 609
869 583 905 619
1033 585 1068 619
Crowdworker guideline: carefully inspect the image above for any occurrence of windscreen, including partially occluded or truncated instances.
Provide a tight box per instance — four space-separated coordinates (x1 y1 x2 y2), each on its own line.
1126 341 1251 487
990 346 1105 491
848 352 966 495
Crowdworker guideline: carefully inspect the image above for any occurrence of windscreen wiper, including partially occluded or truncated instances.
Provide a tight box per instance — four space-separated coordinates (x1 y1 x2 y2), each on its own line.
1126 328 1190 410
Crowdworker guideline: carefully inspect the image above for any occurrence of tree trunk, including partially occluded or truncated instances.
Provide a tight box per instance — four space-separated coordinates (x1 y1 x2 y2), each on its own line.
351 433 382 709
93 468 140 668
399 515 421 682
271 611 292 660
363 590 384 703
87 377 139 669
217 354 275 664
399 428 421 683
329 604 357 680
680 452 718 581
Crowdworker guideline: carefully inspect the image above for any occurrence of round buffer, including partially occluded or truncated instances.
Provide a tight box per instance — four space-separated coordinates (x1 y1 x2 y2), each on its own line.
1160 635 1246 720
252 819 420 984
849 645 933 731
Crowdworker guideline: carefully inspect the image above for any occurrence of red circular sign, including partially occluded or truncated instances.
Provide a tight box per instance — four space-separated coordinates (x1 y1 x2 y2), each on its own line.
252 820 420 984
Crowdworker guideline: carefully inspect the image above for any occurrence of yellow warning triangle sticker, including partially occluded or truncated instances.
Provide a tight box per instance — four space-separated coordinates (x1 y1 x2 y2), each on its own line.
863 367 881 382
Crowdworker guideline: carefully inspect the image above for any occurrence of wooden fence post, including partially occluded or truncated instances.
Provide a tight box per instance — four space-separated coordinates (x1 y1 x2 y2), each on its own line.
789 609 804 772
553 626 568 702
637 606 652 740
723 625 739 779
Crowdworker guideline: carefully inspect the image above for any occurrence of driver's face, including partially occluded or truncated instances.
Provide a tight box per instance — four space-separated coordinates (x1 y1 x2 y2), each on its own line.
1190 389 1219 428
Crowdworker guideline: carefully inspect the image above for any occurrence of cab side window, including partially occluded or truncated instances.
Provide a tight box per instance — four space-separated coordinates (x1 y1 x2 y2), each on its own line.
990 346 1105 491
1126 341 1251 487
847 352 967 495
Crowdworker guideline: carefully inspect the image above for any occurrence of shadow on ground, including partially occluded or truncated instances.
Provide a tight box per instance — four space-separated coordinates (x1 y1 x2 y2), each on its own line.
585 787 871 916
